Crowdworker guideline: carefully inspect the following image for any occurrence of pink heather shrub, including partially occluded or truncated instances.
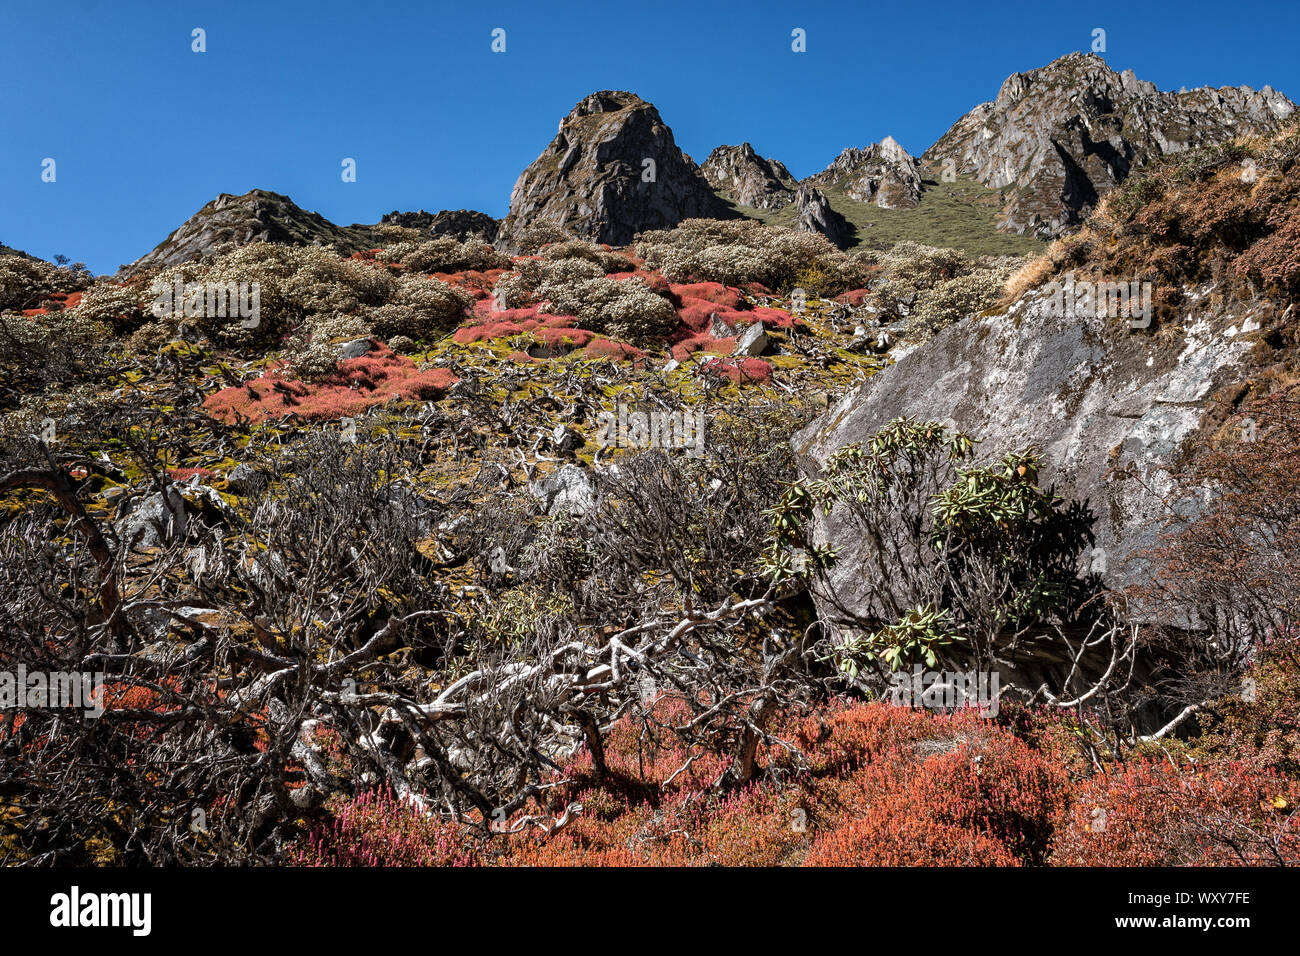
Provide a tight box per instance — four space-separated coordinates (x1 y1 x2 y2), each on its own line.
203 343 457 423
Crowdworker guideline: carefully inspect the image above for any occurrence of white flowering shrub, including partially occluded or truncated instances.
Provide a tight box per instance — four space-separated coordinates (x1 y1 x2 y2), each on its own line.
539 273 677 340
75 281 148 332
540 240 631 273
0 253 90 312
511 221 575 255
636 218 871 293
378 237 509 274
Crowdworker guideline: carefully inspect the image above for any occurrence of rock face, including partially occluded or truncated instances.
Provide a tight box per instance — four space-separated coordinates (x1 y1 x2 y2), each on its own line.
124 190 379 274
383 209 501 243
700 143 797 210
924 52 1296 238
794 184 853 249
803 136 923 209
426 209 501 243
495 91 734 252
793 285 1267 620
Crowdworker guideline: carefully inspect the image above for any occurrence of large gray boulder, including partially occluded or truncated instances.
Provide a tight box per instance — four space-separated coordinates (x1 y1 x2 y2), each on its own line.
793 184 853 249
793 282 1269 615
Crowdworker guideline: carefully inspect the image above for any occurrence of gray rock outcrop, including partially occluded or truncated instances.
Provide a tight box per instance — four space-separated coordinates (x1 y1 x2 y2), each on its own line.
803 136 923 210
923 52 1296 238
495 91 734 252
700 143 797 210
794 184 854 249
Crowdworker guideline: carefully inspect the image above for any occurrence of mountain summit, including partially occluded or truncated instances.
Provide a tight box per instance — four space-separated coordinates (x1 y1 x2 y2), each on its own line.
493 91 733 252
124 190 381 274
924 52 1296 237
701 143 797 210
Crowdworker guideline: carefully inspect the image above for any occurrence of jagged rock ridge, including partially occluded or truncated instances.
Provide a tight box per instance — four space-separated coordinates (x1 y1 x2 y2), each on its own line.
494 91 734 252
701 143 797 210
802 136 923 210
924 52 1296 238
381 209 501 243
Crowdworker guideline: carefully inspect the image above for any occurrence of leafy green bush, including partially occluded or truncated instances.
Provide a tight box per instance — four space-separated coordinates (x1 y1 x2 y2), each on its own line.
762 418 1096 674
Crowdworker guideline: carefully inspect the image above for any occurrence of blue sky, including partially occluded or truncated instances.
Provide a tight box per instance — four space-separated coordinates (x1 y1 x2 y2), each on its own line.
2 0 1297 274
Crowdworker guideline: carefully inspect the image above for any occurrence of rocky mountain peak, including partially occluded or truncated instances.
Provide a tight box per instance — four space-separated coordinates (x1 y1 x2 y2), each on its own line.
701 143 797 210
925 52 1296 237
803 137 923 209
123 189 380 274
494 90 733 252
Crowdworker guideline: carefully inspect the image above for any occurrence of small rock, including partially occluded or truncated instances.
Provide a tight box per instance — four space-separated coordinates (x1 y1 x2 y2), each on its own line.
551 424 584 454
225 463 264 495
529 464 595 517
733 323 769 357
337 339 372 361
709 312 737 338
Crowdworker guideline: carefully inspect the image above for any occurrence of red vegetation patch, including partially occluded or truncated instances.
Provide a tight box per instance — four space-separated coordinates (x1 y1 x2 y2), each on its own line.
676 300 751 333
582 338 647 364
608 269 672 296
288 689 1300 868
1050 760 1300 865
291 789 478 867
168 467 215 482
699 356 773 384
804 808 1022 866
433 268 508 300
203 342 457 424
671 332 735 362
748 305 802 329
670 282 747 310
453 321 527 344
